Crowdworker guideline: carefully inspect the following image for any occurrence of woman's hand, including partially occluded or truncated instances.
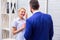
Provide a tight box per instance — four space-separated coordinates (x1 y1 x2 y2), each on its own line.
25 13 28 19
18 23 26 32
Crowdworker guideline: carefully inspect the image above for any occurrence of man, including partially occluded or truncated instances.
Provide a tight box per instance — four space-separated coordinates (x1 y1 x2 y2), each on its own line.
24 0 54 40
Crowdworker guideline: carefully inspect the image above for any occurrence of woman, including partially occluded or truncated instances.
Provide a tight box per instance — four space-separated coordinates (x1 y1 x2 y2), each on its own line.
12 8 27 40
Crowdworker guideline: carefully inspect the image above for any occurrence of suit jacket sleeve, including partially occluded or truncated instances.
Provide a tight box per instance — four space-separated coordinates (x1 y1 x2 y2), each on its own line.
49 15 54 40
24 19 32 40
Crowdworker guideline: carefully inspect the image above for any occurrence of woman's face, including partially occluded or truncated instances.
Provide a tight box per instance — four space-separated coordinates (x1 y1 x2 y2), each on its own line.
18 9 26 18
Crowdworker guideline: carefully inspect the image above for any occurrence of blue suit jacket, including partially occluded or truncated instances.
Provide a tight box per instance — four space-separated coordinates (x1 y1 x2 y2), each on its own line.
24 12 53 40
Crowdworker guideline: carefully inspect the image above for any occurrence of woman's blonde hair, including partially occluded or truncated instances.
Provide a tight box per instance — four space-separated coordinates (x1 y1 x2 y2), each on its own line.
18 8 26 12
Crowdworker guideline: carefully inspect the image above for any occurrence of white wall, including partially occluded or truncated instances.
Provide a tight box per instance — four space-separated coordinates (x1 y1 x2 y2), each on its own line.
48 0 60 40
0 0 2 40
38 0 47 13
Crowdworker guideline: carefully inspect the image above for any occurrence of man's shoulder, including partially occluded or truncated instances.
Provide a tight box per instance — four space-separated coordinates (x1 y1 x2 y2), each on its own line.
27 12 43 21
42 13 52 22
43 14 51 19
27 12 52 22
26 16 33 22
32 12 51 19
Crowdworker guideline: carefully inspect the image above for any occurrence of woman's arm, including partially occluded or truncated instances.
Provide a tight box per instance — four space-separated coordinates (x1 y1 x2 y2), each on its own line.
12 27 17 35
12 23 26 35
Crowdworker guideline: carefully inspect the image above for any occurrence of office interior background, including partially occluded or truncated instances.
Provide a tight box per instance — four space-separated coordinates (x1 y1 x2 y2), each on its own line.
0 0 60 40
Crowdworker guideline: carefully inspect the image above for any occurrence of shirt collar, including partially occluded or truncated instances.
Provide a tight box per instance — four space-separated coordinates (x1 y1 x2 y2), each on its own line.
33 10 40 14
18 17 25 21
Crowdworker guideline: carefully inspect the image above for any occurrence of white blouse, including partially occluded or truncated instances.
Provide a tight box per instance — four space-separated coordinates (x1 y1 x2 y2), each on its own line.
12 18 26 40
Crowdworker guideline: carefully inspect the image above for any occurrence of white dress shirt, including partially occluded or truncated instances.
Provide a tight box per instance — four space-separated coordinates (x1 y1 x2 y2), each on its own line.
33 10 40 15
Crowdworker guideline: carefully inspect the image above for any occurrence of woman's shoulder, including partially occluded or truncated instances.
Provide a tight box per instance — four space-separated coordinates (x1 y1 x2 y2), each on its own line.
13 18 20 22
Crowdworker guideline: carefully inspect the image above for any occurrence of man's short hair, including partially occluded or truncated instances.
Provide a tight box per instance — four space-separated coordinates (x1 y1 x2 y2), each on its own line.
30 0 39 10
